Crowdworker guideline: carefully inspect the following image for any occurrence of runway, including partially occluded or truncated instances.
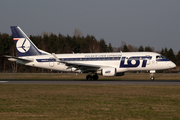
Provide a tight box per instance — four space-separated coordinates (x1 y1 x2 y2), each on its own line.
0 79 180 85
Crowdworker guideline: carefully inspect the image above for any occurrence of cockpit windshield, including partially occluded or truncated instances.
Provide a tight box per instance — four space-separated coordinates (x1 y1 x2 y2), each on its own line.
156 55 166 59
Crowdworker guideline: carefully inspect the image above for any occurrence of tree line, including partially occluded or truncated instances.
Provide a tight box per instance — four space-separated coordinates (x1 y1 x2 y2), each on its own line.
0 32 180 73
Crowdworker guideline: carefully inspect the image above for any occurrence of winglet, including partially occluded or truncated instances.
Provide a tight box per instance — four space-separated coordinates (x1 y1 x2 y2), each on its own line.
52 53 60 62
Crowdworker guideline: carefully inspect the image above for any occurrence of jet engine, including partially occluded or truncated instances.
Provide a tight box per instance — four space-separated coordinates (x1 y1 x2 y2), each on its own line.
96 67 125 77
102 67 116 76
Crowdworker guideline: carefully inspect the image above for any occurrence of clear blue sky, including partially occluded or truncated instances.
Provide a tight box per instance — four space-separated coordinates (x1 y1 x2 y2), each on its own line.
1 0 180 53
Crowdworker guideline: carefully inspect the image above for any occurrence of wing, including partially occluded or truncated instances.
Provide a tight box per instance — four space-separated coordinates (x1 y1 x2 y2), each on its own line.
52 53 101 72
65 61 101 71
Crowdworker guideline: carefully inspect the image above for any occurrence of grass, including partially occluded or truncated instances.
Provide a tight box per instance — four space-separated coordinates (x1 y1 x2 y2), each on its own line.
0 73 180 80
0 85 180 119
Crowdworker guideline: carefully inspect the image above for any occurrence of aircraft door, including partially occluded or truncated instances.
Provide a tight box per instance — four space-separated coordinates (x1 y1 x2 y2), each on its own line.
146 56 150 65
49 58 54 67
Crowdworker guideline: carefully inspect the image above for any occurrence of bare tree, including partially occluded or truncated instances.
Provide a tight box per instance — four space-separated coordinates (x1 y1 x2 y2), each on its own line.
73 28 82 38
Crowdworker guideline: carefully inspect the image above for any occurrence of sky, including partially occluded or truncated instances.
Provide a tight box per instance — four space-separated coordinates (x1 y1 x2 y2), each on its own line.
1 0 180 53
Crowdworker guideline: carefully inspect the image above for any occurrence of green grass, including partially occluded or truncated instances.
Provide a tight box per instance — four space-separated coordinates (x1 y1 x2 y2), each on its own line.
0 85 180 119
0 73 180 80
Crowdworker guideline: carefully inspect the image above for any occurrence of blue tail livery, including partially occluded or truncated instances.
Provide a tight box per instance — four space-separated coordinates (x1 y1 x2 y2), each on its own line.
11 26 49 57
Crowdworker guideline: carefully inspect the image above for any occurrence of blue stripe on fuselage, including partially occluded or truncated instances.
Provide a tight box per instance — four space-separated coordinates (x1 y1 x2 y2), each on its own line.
156 58 170 62
36 57 121 62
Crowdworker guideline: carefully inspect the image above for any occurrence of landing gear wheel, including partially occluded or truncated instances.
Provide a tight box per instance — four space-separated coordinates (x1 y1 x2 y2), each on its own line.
86 75 92 80
150 76 155 81
92 74 99 80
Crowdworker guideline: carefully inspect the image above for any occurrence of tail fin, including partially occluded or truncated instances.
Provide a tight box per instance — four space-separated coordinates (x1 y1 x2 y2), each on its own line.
11 26 50 57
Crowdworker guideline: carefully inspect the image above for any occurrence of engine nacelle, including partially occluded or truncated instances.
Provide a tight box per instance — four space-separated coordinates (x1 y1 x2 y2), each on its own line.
102 67 116 76
97 68 125 77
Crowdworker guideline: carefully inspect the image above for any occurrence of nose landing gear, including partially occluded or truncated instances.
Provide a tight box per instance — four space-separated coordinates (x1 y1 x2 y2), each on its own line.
150 70 155 81
150 76 155 81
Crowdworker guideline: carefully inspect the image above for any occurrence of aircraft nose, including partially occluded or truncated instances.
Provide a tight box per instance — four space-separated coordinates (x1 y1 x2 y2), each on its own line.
168 62 176 68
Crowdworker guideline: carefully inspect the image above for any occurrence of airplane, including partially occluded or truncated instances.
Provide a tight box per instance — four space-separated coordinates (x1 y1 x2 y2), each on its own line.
5 26 176 80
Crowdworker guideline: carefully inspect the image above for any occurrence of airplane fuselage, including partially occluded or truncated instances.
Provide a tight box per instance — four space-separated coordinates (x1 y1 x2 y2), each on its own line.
16 52 175 73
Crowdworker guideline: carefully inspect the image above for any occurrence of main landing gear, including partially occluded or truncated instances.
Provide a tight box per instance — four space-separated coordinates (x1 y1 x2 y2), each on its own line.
150 70 155 81
86 74 99 80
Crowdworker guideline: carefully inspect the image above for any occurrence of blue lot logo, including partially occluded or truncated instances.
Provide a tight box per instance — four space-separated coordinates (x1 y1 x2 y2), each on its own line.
120 57 149 68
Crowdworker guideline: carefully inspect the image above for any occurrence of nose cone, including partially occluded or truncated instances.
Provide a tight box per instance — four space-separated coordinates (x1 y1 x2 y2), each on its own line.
168 62 176 68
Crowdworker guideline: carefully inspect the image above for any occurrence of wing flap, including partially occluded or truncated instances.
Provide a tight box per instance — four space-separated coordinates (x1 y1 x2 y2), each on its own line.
65 62 101 69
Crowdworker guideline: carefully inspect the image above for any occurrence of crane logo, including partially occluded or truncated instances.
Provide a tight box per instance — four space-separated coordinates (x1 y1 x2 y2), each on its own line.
16 38 30 53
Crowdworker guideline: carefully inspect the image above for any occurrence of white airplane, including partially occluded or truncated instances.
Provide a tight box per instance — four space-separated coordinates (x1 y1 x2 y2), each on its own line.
5 26 176 80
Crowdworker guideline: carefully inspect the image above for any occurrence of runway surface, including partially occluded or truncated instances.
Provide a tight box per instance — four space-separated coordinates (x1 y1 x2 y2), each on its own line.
0 79 180 85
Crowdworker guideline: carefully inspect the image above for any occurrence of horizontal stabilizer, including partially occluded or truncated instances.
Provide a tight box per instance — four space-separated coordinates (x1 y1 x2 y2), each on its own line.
4 55 34 62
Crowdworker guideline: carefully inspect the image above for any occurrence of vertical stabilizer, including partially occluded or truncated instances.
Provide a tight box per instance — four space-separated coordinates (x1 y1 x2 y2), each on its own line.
11 26 49 57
